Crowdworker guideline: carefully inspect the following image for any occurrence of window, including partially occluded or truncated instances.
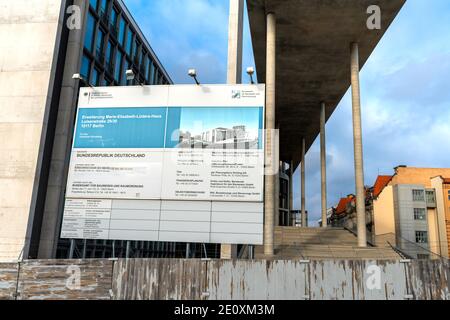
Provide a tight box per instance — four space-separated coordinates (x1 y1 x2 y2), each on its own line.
100 0 108 14
110 8 118 34
133 40 140 63
426 190 436 204
91 68 100 86
96 28 104 58
412 189 425 202
90 0 98 10
118 17 126 46
415 231 428 244
114 51 122 82
105 40 113 68
126 28 133 56
144 55 150 81
149 62 155 84
121 59 129 85
84 13 96 52
414 208 426 221
81 55 91 79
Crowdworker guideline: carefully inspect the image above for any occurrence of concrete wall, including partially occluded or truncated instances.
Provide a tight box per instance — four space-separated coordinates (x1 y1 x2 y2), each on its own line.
0 258 449 300
431 177 449 258
373 185 395 244
0 0 64 262
392 167 450 187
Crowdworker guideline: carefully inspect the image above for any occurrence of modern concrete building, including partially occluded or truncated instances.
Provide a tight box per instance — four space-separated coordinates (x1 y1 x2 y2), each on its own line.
0 0 171 261
371 167 450 259
1 0 408 262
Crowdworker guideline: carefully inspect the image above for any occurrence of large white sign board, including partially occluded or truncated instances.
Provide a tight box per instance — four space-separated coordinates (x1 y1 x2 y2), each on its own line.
61 85 265 245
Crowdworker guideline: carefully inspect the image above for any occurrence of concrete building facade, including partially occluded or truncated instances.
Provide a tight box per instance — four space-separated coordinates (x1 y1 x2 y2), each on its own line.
0 0 171 262
371 167 450 258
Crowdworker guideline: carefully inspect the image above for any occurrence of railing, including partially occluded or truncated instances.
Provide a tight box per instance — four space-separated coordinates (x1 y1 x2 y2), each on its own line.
377 233 447 260
393 235 446 260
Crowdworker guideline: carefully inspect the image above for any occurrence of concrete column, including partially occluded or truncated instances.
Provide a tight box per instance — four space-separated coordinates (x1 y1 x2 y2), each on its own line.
34 0 89 259
264 12 276 256
275 160 281 226
226 0 244 84
289 160 294 226
350 43 367 247
221 0 244 259
301 138 307 227
320 102 328 227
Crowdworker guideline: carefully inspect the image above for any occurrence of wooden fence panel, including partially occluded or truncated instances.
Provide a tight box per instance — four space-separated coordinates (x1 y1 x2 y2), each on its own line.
351 260 408 300
112 259 207 300
407 259 450 300
0 258 449 300
0 263 19 300
16 259 113 300
207 260 308 300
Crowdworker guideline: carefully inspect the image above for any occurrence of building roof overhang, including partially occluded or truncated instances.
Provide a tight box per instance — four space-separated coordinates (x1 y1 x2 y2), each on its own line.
246 0 406 167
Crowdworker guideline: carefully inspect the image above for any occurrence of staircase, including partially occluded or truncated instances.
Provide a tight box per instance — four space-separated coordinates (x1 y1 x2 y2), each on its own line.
255 227 402 260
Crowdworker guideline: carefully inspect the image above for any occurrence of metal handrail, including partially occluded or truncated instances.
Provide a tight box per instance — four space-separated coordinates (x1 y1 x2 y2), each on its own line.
393 234 447 260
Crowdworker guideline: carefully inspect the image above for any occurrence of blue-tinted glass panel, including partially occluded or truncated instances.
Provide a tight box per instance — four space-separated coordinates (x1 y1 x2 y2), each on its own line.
144 55 150 81
110 8 118 33
121 59 129 85
96 29 104 57
105 40 113 66
126 28 133 56
118 17 126 46
81 55 91 79
90 0 98 10
100 0 108 13
114 51 122 82
149 62 155 84
84 13 96 52
91 68 99 86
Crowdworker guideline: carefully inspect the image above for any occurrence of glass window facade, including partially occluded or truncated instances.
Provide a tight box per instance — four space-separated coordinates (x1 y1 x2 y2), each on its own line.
84 13 96 52
66 0 178 260
126 27 133 56
81 55 91 79
114 50 122 82
90 0 98 10
119 17 126 46
96 28 104 58
79 1 170 88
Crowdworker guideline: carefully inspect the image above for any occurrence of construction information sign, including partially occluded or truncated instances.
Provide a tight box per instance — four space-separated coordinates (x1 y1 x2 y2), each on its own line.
61 84 265 245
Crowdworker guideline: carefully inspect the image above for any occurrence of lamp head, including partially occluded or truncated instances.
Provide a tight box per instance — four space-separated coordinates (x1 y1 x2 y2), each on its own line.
126 69 135 81
188 69 197 78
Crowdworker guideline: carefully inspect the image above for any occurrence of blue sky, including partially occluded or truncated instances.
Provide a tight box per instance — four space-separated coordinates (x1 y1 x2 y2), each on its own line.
124 0 450 225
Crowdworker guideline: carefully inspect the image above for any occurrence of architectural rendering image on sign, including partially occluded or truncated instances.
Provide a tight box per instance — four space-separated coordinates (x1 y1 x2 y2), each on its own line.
61 85 265 245
175 107 262 150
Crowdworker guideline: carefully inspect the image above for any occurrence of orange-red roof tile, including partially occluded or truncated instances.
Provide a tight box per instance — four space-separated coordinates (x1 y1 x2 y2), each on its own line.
335 197 353 215
373 175 393 198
